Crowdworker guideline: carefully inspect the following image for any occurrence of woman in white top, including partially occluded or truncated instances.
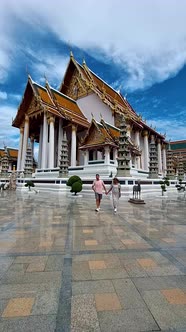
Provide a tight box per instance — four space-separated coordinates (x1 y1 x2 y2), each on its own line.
106 178 121 212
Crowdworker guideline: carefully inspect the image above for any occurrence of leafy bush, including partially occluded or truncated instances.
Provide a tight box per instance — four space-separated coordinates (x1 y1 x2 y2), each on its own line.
66 175 82 195
71 181 82 195
25 180 35 191
66 175 82 187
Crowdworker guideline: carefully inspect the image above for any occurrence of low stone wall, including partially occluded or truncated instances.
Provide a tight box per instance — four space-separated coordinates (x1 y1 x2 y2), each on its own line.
16 177 178 198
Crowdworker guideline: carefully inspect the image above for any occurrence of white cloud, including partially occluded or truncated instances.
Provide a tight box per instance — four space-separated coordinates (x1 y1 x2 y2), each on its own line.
0 91 7 100
1 0 186 90
0 105 19 148
147 118 186 141
29 51 69 87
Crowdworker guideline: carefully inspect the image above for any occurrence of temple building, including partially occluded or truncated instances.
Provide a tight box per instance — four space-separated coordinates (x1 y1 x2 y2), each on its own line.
0 147 18 173
169 140 186 179
12 53 167 178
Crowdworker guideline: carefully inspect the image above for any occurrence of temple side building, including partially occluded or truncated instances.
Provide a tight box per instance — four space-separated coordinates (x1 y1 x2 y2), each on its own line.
0 147 18 172
12 53 167 178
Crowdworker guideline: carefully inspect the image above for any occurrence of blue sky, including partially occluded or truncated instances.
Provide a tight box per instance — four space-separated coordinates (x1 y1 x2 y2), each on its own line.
0 0 186 150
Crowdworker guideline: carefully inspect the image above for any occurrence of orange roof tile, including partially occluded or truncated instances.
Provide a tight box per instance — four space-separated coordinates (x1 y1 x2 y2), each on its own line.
32 83 54 106
50 88 89 127
8 149 18 158
13 76 89 129
80 120 117 150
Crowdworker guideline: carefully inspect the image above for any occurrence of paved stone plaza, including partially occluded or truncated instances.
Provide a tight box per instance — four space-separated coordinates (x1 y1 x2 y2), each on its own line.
0 190 186 332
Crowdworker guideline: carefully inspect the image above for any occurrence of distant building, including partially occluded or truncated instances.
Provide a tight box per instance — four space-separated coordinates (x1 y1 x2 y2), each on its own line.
0 147 18 172
170 140 186 161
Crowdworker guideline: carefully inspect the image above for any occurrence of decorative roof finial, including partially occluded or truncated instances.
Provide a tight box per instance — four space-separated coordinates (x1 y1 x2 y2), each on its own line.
70 50 74 58
100 113 103 120
91 112 94 119
83 58 86 66
44 73 48 85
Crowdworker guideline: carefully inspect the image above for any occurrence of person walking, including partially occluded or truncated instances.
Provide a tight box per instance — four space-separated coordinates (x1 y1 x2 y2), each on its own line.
92 174 107 212
106 177 121 213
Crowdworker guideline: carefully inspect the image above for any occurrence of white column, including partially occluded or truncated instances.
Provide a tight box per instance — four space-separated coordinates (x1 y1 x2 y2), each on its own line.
17 127 24 171
135 130 141 169
104 146 110 164
21 115 29 170
48 116 55 169
41 112 48 169
143 131 149 171
113 148 118 165
38 124 43 168
157 139 162 174
83 150 88 165
71 125 77 167
58 118 63 166
162 144 167 175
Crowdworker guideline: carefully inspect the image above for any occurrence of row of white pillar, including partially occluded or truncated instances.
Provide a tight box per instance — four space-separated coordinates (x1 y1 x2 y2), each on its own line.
133 130 167 174
17 115 167 175
17 114 78 171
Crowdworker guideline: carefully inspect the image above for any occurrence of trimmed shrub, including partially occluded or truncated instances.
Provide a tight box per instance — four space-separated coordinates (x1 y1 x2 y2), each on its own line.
25 180 35 191
66 175 82 187
66 175 83 195
71 181 82 195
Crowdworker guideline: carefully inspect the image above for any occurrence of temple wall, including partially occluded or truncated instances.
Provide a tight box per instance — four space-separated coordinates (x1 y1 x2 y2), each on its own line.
77 93 114 124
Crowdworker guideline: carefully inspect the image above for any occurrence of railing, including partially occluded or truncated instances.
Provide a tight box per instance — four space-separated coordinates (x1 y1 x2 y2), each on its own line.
88 160 105 165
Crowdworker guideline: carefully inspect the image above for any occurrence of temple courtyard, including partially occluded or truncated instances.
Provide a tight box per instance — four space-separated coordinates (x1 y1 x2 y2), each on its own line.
0 190 186 332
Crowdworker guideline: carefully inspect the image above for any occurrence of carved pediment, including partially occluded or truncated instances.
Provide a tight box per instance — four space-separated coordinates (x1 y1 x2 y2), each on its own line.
27 97 38 115
65 69 91 100
27 97 43 116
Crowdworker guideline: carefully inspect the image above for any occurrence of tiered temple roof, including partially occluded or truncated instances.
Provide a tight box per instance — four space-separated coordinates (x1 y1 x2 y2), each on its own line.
59 54 165 140
79 119 119 150
12 76 89 129
0 148 18 160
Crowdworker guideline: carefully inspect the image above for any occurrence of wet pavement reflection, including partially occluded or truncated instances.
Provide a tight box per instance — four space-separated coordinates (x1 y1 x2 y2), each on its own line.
0 190 186 331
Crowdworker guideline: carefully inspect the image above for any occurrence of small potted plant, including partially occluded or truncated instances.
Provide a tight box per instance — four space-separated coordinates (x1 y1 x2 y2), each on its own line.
159 177 170 196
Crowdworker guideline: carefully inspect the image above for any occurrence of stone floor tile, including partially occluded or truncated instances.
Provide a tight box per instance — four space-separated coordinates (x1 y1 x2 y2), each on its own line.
162 238 176 243
85 240 98 246
31 290 59 315
2 297 35 317
71 294 100 332
83 229 94 234
91 267 129 280
113 279 147 309
26 261 46 272
14 256 48 265
45 255 64 271
72 280 115 296
137 258 158 268
161 288 186 304
0 299 9 316
98 307 159 332
95 293 122 311
72 261 92 281
88 260 107 270
0 315 56 332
